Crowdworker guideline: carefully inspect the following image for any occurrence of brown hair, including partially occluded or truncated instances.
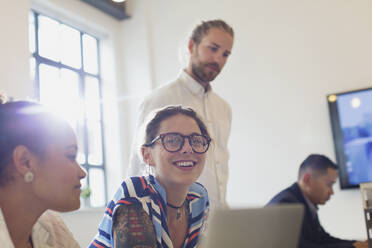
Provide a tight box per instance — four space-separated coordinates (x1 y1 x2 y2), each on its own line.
190 19 234 45
143 106 210 146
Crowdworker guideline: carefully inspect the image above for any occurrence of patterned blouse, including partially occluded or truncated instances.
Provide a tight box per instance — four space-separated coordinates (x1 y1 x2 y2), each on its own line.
89 175 209 248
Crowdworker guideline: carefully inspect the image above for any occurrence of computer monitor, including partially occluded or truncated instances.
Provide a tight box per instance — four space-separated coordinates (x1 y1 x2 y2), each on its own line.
327 87 372 189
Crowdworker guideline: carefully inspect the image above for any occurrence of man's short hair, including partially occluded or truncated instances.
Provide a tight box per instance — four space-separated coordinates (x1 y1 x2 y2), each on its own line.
298 154 338 180
190 19 234 45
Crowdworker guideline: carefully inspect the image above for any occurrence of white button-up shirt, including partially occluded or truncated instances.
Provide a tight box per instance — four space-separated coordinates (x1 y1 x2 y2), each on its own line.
127 70 232 208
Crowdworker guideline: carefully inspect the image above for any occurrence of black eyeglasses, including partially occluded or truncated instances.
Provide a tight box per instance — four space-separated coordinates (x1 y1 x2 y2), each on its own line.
144 132 211 154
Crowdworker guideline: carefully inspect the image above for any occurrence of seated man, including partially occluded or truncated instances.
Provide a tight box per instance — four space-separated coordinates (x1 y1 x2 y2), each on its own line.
267 154 367 248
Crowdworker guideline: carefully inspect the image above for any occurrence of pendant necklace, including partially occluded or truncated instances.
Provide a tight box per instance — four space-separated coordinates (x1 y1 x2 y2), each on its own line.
167 201 185 222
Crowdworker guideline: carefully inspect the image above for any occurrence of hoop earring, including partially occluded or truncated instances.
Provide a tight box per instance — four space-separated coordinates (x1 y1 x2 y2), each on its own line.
24 171 34 183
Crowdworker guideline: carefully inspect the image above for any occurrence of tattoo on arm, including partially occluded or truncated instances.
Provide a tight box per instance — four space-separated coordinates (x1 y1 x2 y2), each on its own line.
112 204 157 248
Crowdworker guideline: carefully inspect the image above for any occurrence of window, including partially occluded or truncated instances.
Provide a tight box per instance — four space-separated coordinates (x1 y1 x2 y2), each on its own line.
29 11 107 207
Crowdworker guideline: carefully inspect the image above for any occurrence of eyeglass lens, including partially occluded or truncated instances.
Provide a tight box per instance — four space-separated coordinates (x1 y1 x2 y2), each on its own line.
163 133 208 153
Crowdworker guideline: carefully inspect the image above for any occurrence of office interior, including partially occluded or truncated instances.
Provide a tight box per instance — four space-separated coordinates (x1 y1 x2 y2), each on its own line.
1 0 371 246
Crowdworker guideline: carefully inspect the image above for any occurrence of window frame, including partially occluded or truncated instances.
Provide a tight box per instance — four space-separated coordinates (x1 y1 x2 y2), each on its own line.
29 10 108 207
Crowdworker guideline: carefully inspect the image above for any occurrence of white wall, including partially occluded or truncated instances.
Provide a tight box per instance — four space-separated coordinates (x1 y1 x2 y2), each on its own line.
61 208 104 247
1 0 371 245
0 0 31 98
122 0 372 240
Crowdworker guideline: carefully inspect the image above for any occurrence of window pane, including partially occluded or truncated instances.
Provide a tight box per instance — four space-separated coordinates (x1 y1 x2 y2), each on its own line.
83 34 98 74
39 65 82 128
29 57 35 81
39 63 59 104
85 76 101 121
60 68 82 127
77 151 86 165
29 12 35 53
60 24 81 69
87 121 103 165
38 16 60 62
80 176 88 208
76 124 86 165
89 168 105 207
32 12 106 207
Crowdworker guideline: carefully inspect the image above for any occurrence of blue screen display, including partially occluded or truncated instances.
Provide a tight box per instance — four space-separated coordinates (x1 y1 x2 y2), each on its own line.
334 89 372 186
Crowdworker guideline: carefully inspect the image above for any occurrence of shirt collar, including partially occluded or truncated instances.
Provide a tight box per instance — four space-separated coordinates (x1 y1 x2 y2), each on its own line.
0 209 15 248
148 175 200 204
148 175 167 203
179 70 211 96
302 192 318 214
31 214 55 247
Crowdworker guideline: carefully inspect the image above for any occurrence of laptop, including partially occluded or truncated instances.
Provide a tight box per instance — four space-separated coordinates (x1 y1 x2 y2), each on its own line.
200 204 304 248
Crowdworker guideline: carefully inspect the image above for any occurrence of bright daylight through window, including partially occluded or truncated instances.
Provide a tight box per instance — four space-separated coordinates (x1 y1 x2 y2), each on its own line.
29 11 106 207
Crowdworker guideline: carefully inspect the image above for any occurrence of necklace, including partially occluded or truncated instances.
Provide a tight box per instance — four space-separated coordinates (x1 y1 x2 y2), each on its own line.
167 201 185 222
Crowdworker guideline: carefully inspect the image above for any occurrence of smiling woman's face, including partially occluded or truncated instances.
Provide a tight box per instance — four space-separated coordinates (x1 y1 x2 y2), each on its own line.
143 114 206 189
31 125 86 212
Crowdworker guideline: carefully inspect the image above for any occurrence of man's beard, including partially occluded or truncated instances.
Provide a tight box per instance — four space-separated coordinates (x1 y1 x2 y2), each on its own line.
191 61 220 84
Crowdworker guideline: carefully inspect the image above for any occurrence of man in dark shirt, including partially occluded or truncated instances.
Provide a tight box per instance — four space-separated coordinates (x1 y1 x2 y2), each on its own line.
267 154 367 248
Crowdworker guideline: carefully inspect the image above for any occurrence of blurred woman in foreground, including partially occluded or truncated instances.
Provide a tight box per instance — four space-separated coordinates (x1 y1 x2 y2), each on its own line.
0 98 86 247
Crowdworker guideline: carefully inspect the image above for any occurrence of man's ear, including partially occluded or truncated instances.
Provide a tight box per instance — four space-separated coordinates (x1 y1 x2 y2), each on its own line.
12 145 34 176
188 39 195 54
141 146 155 167
302 172 312 185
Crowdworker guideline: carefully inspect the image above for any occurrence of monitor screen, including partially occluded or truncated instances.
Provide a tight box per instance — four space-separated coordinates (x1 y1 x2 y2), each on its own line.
327 87 372 189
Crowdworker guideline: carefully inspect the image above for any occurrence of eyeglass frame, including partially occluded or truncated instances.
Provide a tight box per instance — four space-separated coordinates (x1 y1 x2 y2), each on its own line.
143 132 211 154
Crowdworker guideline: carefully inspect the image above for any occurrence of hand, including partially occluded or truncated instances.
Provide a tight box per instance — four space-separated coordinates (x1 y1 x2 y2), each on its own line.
353 240 368 248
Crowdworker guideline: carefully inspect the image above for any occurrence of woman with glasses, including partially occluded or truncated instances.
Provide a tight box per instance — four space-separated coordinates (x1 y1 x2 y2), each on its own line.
90 106 211 248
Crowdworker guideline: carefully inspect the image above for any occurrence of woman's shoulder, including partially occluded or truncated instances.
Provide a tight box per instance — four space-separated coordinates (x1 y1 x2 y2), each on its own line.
33 210 80 248
122 176 151 193
189 182 208 196
188 182 209 209
110 176 153 206
117 175 146 190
